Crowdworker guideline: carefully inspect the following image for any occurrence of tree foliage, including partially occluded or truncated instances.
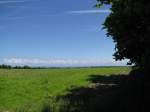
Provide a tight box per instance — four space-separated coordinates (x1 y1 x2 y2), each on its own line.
97 0 150 74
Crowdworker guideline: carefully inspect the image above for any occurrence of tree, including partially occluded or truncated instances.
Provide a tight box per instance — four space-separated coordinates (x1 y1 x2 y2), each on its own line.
96 0 150 77
96 1 150 111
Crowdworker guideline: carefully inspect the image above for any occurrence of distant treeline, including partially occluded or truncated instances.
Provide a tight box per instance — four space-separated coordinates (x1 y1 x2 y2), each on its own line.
0 64 12 69
0 64 68 69
0 64 32 69
0 64 130 69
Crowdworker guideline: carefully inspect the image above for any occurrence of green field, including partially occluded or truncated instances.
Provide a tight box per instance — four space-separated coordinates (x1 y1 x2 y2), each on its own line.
0 67 131 111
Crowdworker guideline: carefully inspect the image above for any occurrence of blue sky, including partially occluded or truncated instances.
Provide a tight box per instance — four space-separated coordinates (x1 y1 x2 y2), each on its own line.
0 0 127 66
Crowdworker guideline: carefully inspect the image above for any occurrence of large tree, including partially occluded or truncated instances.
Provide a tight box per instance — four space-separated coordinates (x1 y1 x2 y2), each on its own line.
96 0 150 77
96 1 150 111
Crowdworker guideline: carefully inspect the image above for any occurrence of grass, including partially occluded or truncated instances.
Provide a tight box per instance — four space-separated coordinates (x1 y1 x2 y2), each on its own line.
0 67 131 111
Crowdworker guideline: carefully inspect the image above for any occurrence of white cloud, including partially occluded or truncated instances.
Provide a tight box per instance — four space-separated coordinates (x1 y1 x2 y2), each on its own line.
67 9 111 14
2 58 127 67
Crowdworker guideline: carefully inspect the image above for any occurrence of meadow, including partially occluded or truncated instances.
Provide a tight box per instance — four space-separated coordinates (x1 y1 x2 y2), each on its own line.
0 67 131 112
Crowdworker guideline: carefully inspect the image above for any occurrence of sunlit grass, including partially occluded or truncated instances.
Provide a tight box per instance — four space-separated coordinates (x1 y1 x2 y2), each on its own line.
0 67 131 111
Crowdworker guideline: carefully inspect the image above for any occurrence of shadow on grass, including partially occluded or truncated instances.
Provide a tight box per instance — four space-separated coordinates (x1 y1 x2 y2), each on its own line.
15 70 144 112
59 73 143 112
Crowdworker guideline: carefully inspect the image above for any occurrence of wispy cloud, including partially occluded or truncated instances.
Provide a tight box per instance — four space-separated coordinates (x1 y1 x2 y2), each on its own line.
0 9 110 20
67 9 111 14
1 13 62 20
0 0 26 4
0 0 39 4
2 58 127 67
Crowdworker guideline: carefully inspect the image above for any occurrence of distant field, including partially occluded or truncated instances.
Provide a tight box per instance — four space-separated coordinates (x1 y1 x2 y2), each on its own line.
0 67 131 111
